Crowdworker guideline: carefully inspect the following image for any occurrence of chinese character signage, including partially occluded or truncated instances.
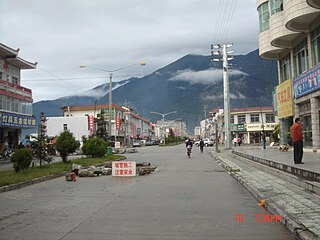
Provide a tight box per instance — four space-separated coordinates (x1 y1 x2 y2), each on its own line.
276 79 294 119
0 112 36 128
116 116 120 130
293 63 320 98
112 161 136 177
246 123 276 131
102 108 115 119
88 115 94 130
230 124 245 132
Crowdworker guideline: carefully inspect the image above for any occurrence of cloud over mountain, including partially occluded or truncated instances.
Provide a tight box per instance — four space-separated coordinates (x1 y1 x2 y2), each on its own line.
168 68 247 85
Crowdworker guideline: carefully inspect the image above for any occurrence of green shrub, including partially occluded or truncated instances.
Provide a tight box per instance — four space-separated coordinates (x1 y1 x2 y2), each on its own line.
82 137 108 158
11 149 33 172
55 130 79 163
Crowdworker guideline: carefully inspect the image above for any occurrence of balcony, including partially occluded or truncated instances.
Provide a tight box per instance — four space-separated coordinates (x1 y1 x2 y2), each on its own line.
284 0 320 32
270 10 302 48
307 0 320 9
259 29 283 60
0 80 33 102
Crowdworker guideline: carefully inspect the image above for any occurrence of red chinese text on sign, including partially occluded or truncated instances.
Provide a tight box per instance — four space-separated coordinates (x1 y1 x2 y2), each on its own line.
112 161 136 177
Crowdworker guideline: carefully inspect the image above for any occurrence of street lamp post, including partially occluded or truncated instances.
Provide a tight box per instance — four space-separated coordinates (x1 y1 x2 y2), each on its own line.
80 62 146 142
150 111 177 145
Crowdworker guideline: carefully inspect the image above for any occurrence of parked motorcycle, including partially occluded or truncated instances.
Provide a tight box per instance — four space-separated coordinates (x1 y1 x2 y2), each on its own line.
0 147 13 161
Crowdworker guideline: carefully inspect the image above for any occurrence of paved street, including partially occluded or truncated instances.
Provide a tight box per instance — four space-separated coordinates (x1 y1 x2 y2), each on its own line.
0 144 294 240
213 144 320 240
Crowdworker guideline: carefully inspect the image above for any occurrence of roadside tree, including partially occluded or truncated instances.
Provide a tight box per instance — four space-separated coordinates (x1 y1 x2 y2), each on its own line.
82 137 108 158
55 130 79 163
11 148 33 172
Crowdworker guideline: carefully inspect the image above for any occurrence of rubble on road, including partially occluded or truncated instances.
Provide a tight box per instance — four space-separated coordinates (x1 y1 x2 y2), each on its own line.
71 162 156 177
138 166 157 175
126 148 138 153
65 172 77 181
112 148 138 154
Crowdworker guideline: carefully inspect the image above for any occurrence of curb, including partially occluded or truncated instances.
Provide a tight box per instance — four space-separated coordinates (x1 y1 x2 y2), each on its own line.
210 151 319 240
0 157 127 193
0 172 67 193
232 150 320 182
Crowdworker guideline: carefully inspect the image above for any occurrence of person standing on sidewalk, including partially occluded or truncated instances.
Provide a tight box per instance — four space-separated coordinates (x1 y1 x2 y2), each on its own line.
290 117 304 164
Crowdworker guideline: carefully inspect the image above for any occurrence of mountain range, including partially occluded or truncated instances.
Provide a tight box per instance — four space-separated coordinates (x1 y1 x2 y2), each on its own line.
31 49 278 133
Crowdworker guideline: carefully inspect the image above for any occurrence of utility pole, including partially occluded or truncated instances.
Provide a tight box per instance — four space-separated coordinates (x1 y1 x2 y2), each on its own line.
203 105 207 138
211 43 234 149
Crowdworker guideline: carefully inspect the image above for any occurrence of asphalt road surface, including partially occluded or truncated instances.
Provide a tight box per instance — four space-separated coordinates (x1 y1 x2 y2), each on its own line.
0 144 295 240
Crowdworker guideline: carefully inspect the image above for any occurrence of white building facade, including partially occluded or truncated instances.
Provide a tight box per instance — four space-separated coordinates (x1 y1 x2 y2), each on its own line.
256 0 320 151
47 104 154 147
211 107 277 144
154 120 187 139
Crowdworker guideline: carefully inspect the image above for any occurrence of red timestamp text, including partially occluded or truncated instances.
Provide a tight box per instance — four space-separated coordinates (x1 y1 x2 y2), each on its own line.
235 213 282 223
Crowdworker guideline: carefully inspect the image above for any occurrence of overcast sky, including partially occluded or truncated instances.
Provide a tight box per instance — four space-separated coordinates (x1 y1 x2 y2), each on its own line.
0 0 259 102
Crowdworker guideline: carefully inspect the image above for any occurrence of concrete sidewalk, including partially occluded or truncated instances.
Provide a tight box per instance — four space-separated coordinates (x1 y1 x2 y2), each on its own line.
212 145 320 240
229 145 320 182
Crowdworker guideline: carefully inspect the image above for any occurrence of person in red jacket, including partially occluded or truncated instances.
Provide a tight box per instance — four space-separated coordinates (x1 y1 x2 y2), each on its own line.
290 117 304 164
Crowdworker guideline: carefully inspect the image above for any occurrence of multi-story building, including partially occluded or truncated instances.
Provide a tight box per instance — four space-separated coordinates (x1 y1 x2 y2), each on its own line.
0 43 37 149
154 119 187 140
211 107 277 144
256 0 320 151
47 104 154 147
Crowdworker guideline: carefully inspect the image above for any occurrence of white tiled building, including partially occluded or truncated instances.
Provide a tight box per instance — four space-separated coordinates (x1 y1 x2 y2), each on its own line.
256 0 320 151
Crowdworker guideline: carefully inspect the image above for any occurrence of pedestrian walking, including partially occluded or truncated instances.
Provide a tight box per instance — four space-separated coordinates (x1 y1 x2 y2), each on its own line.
185 138 193 157
290 117 304 164
199 139 204 153
237 137 241 146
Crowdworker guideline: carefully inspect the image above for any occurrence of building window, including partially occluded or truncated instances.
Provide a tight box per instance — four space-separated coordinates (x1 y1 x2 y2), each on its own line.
312 27 320 66
270 0 283 15
12 76 18 85
63 124 68 130
266 114 275 123
294 39 309 76
0 95 32 115
302 115 312 147
230 116 234 124
12 99 19 112
0 95 9 111
279 54 291 81
258 2 270 32
299 101 311 113
0 71 2 80
250 114 260 123
238 115 246 124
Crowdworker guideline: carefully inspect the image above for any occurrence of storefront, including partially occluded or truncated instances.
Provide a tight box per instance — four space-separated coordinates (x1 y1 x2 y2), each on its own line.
246 123 276 144
293 63 320 150
0 111 36 149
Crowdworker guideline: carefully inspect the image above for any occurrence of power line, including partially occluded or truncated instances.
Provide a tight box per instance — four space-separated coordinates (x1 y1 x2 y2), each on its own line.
212 0 238 45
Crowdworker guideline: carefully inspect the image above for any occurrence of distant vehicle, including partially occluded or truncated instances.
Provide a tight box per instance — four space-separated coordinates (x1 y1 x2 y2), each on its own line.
195 139 214 147
152 140 160 145
145 140 159 146
132 140 141 147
